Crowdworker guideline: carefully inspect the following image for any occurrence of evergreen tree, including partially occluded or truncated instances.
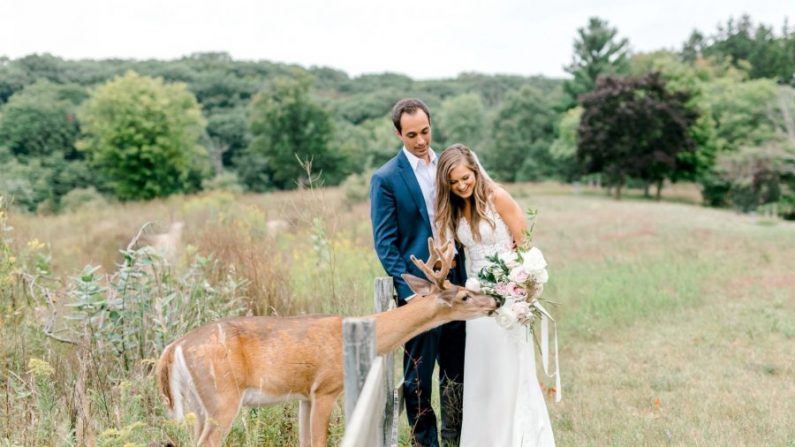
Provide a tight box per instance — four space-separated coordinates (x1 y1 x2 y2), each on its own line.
563 17 631 108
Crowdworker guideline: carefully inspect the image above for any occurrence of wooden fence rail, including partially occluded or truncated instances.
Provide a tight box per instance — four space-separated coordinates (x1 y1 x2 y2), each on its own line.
341 277 401 447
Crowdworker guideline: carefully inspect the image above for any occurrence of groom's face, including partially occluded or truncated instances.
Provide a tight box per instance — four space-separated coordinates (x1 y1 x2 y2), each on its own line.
396 110 432 162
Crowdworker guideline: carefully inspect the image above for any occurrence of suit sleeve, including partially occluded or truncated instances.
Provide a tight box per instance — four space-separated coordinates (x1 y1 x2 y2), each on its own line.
370 173 413 300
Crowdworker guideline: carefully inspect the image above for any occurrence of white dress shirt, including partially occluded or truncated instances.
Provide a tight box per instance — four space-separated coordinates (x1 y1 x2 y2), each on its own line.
402 146 439 242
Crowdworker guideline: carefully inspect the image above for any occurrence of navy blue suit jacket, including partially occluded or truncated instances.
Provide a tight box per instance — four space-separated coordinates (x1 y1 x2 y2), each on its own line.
370 150 466 302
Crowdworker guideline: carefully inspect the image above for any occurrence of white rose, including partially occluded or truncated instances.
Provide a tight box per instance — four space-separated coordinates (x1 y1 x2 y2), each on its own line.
511 301 532 320
521 247 548 285
494 306 517 329
498 251 520 269
521 247 547 272
465 278 481 292
531 268 549 285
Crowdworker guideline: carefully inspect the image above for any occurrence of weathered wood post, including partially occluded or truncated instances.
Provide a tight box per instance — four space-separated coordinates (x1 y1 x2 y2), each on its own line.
343 317 376 424
373 277 397 446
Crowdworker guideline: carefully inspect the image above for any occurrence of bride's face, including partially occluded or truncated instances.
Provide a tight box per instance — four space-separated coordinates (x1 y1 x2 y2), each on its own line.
448 163 477 199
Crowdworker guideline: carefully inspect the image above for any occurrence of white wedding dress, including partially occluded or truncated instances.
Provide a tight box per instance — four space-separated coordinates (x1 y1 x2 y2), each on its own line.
458 201 555 447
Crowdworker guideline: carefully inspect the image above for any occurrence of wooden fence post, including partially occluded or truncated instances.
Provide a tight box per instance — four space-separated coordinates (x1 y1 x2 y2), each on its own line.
343 317 376 425
373 277 397 446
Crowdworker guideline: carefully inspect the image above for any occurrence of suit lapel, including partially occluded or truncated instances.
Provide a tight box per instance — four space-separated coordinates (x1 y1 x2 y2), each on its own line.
397 152 432 230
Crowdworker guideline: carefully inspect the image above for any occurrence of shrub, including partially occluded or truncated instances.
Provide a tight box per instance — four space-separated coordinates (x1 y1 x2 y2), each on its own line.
712 143 795 214
66 243 249 370
60 186 108 212
201 171 245 193
0 158 52 212
341 170 372 208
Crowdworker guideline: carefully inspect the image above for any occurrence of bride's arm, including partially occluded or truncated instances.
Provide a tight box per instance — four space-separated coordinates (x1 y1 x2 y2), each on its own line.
491 186 528 248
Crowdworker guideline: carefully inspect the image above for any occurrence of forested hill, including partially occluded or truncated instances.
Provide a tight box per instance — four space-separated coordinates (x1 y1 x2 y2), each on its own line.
1 15 793 219
0 53 564 112
0 52 565 200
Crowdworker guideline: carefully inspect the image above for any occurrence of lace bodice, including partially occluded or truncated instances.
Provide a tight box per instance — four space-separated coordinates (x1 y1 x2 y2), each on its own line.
456 200 514 278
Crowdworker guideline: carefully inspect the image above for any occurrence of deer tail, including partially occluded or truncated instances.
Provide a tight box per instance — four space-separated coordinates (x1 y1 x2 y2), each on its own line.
156 343 176 413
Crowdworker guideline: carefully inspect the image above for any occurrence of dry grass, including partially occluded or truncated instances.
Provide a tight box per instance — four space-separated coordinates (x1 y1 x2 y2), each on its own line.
3 182 794 446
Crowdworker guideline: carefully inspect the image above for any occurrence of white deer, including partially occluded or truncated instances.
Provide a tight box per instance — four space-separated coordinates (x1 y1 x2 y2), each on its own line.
155 239 497 446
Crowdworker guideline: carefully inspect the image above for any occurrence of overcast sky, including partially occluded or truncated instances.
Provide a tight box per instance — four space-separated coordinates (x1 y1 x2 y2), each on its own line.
1 0 791 80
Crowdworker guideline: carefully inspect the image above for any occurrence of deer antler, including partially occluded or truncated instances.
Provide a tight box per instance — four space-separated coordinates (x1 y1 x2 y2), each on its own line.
410 238 455 289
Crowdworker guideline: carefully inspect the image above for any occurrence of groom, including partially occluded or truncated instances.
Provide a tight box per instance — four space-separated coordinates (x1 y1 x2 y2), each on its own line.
370 98 467 446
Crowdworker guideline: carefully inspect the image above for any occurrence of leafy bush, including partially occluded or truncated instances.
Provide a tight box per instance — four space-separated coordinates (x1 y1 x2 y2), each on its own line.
60 186 108 212
66 242 249 370
341 170 372 208
712 143 795 214
201 171 245 193
0 158 52 212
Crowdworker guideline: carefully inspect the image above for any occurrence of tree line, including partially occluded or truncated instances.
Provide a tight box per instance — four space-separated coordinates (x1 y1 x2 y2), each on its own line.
0 14 793 218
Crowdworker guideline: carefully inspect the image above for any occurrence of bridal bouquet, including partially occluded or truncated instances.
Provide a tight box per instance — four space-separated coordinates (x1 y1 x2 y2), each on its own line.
465 246 550 329
464 209 555 330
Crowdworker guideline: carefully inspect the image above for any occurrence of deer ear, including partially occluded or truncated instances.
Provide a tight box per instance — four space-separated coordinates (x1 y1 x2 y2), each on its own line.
402 274 435 296
435 287 457 307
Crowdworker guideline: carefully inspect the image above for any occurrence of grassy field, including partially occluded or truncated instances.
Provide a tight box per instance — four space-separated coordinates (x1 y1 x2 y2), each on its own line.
1 183 793 446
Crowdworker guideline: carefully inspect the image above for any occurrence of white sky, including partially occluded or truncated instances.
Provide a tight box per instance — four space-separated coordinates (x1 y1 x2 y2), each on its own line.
1 0 791 80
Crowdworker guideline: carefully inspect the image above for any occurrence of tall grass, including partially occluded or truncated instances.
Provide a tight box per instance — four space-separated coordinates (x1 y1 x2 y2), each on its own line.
1 185 378 446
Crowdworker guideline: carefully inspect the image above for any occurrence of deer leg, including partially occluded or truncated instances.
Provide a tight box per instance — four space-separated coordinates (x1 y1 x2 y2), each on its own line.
310 393 336 447
196 404 239 447
191 413 206 445
195 387 242 447
183 388 208 443
298 399 312 447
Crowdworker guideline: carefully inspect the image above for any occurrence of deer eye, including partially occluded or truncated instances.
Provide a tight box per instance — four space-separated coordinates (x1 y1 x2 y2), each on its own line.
462 294 470 301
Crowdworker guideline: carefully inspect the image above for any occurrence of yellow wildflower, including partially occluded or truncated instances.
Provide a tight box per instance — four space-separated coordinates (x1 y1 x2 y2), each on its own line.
27 239 46 251
27 358 55 379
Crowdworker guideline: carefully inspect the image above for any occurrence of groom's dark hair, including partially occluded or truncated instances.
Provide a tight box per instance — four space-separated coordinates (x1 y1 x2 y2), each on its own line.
392 98 431 134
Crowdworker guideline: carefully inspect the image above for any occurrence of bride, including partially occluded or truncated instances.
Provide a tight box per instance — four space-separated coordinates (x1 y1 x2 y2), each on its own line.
434 144 555 446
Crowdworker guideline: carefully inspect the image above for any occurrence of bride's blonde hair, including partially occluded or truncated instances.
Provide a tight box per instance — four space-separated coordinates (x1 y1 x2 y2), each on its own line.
435 144 495 243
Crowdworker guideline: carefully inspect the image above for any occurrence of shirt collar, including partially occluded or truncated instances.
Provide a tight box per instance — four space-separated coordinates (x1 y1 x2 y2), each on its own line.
402 146 437 171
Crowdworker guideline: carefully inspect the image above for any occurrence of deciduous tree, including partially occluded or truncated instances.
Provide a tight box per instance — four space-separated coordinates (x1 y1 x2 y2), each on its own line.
0 81 85 158
243 77 340 190
77 71 208 200
578 73 698 199
488 86 556 181
437 93 488 151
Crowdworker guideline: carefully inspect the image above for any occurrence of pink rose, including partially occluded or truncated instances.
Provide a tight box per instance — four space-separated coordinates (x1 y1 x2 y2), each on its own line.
509 267 530 284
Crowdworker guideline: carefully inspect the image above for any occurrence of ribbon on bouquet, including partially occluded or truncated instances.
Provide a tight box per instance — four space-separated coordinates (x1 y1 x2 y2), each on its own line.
534 301 561 402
